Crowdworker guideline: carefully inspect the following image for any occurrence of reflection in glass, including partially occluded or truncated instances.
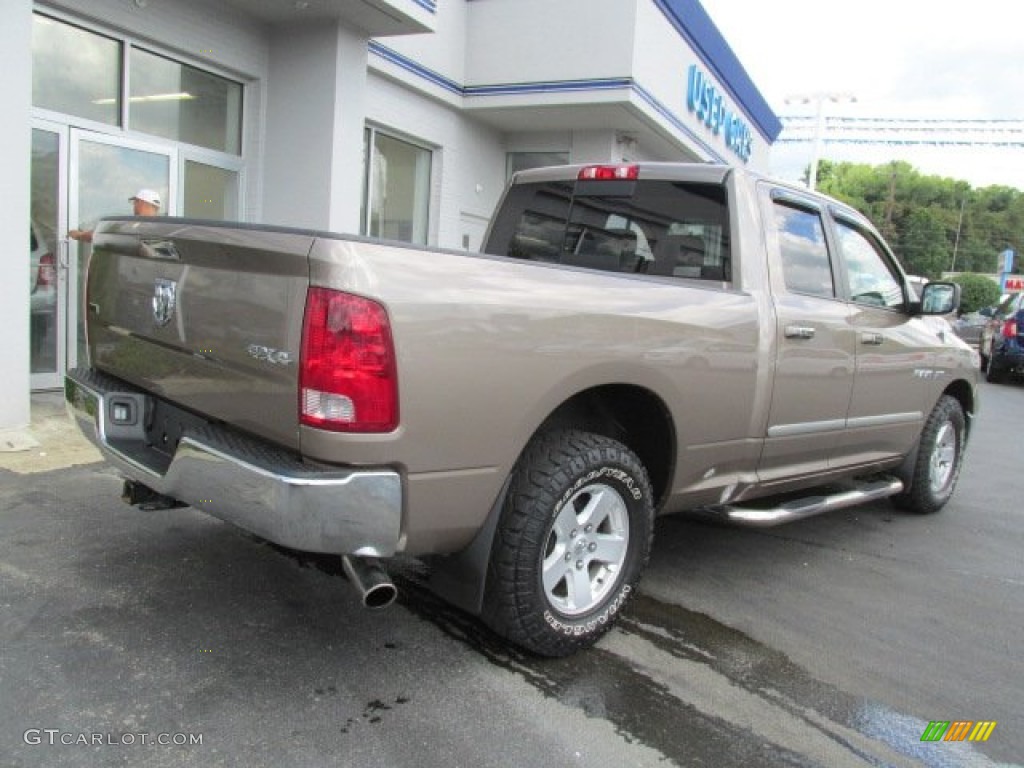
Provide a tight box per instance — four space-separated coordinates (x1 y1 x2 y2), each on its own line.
32 14 121 125
74 141 170 364
31 129 60 375
364 131 431 245
184 160 239 220
130 48 243 155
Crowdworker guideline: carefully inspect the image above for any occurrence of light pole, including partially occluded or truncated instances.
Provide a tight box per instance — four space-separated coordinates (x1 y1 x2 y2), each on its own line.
785 92 857 190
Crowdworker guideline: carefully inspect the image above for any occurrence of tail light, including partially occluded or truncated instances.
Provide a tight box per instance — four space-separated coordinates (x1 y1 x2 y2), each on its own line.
1002 318 1018 339
299 288 398 433
578 164 639 181
37 252 56 288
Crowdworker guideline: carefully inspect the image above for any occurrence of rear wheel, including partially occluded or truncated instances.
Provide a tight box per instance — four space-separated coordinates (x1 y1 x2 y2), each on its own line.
482 429 654 657
984 350 1006 383
894 395 966 514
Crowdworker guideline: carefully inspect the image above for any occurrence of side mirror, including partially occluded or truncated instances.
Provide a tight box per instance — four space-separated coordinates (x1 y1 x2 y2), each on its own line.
917 281 960 316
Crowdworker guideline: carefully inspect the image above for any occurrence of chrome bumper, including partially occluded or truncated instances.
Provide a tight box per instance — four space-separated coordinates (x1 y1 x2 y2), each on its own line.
65 369 402 557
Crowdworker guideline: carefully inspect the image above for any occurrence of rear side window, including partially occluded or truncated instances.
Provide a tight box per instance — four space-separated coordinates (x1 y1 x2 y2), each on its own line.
486 179 731 282
774 202 835 299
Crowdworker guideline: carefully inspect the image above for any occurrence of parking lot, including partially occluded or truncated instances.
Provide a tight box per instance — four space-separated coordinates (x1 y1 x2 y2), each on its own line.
1 383 1021 767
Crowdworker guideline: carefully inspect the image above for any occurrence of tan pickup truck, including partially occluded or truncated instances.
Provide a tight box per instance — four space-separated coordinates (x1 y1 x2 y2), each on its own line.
66 163 979 656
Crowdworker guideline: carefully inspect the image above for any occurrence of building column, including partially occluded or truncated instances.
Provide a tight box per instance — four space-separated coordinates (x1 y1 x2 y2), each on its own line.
0 0 32 431
263 22 368 234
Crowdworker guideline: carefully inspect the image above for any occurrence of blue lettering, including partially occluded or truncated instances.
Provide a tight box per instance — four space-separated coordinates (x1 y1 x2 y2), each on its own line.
685 65 754 163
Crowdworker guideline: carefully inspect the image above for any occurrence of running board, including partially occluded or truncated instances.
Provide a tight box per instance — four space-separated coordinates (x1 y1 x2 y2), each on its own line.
695 477 904 528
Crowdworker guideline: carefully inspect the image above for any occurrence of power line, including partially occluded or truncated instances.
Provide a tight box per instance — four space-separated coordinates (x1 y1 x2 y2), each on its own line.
777 116 1024 147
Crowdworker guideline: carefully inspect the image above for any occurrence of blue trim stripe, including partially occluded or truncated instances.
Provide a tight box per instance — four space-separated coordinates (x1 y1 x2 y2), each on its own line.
650 0 781 142
368 41 729 163
631 82 727 163
466 78 634 96
369 41 461 95
410 0 437 13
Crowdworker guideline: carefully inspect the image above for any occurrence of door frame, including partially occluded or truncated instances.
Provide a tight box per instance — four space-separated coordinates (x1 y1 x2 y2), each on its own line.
30 118 70 391
67 128 178 372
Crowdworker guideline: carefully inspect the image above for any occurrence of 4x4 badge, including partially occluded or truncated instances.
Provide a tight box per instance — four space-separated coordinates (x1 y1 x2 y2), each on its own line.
152 278 177 327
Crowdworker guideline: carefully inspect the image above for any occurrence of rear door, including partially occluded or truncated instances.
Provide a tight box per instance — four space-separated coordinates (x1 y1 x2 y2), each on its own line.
758 189 856 483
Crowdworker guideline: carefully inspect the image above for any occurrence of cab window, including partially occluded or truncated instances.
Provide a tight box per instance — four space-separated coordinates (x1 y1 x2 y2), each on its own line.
774 201 835 299
834 221 906 310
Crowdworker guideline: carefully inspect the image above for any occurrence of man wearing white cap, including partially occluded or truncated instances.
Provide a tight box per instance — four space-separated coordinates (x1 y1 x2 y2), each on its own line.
69 188 162 243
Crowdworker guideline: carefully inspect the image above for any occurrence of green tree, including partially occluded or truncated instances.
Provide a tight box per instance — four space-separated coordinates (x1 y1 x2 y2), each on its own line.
950 273 1001 314
812 160 1023 278
897 208 950 279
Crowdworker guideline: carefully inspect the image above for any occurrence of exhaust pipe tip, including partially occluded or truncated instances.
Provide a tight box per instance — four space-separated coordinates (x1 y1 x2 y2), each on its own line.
342 555 397 610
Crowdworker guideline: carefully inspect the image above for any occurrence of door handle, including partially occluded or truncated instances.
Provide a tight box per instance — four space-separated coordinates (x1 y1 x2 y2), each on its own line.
860 332 884 346
784 325 816 339
58 238 70 270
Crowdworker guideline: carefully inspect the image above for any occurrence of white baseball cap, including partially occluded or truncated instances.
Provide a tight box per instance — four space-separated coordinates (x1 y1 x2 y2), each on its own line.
130 189 162 208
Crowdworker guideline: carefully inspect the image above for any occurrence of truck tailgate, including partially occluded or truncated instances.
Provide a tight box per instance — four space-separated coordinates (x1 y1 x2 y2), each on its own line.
86 219 314 450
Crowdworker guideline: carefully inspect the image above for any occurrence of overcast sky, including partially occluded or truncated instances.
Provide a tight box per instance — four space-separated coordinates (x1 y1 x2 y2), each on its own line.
698 0 1024 189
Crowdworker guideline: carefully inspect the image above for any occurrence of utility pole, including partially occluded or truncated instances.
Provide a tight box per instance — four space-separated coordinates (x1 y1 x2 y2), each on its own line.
950 196 966 273
785 92 857 190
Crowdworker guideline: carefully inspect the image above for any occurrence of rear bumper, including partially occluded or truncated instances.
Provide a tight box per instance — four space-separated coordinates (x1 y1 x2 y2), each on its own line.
65 368 403 556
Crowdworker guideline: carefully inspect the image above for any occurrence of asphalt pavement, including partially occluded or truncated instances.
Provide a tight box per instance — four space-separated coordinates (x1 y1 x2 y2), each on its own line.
0 385 1021 767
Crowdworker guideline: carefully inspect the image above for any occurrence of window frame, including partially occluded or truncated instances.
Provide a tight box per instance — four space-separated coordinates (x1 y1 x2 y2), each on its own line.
361 124 435 245
829 210 909 312
770 193 838 301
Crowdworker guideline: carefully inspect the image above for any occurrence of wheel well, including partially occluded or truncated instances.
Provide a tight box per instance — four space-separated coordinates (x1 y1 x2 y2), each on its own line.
944 379 976 434
536 385 675 507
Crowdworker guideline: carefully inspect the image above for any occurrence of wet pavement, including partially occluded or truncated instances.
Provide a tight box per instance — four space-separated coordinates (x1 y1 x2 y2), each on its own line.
1 386 1021 767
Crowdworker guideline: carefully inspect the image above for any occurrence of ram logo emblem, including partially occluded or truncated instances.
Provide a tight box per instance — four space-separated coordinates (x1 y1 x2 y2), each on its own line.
152 278 178 328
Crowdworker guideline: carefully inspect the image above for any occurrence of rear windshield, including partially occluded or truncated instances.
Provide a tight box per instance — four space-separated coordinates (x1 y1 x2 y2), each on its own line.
485 178 731 282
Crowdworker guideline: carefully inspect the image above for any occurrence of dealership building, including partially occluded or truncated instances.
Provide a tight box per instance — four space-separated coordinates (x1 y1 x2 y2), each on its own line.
0 0 781 432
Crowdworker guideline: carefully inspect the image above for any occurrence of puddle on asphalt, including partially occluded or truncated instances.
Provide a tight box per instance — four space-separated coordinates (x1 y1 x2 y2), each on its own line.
265 543 1012 768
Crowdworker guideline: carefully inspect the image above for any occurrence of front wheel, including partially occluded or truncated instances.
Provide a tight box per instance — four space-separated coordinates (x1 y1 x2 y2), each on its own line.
482 429 654 657
893 395 967 514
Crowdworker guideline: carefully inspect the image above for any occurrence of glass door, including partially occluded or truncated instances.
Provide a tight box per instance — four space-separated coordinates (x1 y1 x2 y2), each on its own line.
68 130 176 369
30 121 68 390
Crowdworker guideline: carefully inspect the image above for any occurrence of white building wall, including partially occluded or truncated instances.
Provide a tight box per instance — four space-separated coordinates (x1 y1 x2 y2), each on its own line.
632 0 770 171
464 0 635 85
0 0 33 431
377 0 469 87
263 23 368 232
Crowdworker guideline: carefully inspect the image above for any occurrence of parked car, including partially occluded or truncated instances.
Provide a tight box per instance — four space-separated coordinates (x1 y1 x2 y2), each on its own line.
952 311 988 347
979 292 1024 382
30 220 57 322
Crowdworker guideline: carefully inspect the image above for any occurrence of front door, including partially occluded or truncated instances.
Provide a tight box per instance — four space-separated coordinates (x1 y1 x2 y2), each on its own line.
69 130 177 370
30 126 177 389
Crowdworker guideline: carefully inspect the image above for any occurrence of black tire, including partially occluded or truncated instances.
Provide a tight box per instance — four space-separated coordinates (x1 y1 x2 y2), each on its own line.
893 395 967 515
984 351 1006 383
482 429 654 657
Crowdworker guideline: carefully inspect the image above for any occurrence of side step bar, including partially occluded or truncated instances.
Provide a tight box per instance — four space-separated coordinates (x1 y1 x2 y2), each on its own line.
696 477 904 528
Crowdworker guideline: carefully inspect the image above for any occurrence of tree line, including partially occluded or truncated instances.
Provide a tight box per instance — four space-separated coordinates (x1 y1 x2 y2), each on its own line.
814 159 1023 282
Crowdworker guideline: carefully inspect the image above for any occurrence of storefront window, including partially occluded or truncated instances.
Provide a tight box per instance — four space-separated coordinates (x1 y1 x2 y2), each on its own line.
184 160 239 220
362 128 432 245
32 14 121 126
130 48 243 155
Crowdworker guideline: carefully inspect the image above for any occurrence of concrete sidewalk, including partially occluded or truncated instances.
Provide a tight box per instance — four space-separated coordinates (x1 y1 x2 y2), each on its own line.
0 391 101 474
